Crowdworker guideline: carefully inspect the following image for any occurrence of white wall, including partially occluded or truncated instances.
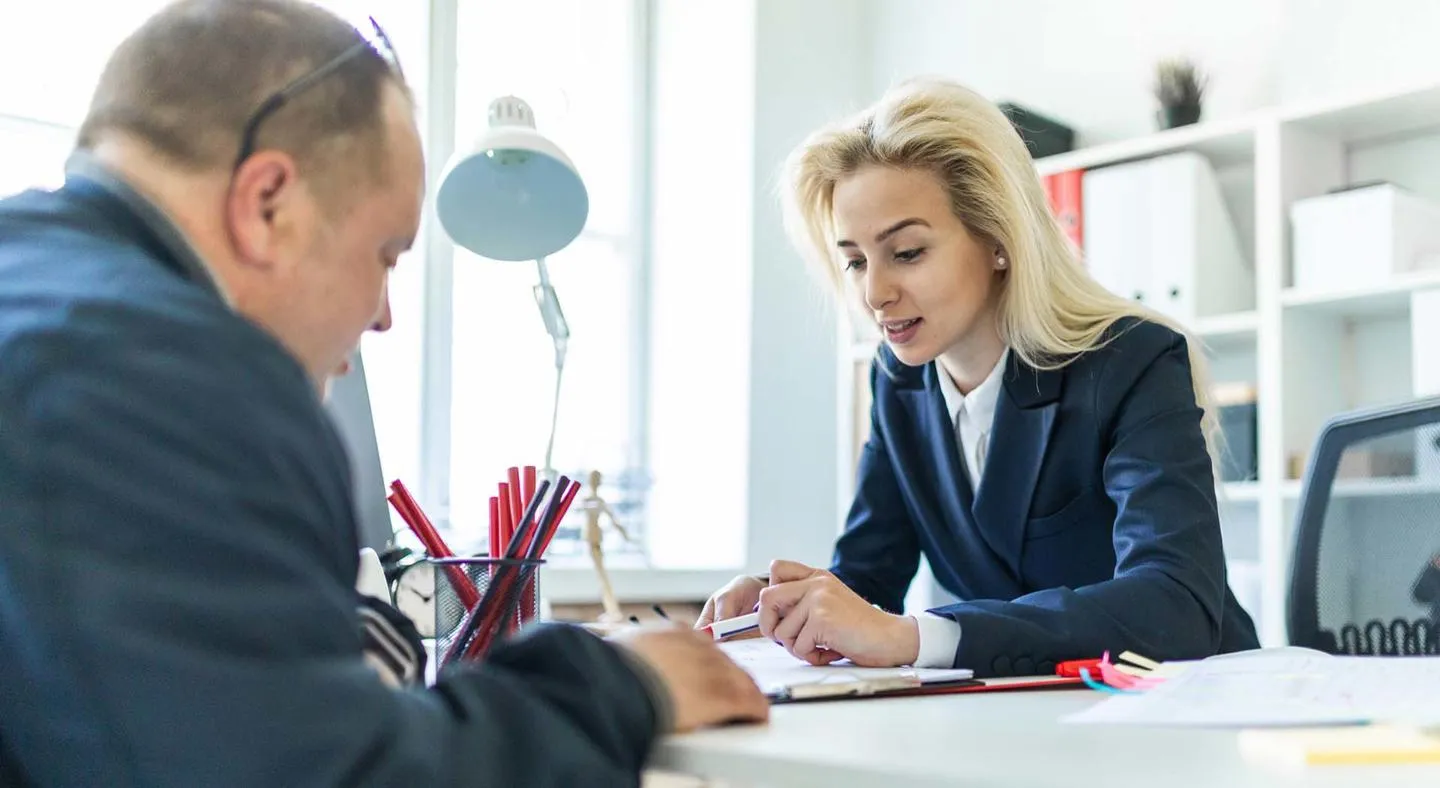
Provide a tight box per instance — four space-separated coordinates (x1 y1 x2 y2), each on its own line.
868 0 1440 146
648 0 758 569
1276 0 1440 104
647 0 871 573
744 0 874 571
654 0 1440 578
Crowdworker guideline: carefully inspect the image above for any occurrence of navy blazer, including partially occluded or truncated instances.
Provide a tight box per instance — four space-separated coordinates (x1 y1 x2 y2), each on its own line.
831 318 1259 677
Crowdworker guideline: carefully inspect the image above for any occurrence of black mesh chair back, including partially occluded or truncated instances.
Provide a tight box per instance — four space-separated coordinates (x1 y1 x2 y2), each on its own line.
1287 397 1440 655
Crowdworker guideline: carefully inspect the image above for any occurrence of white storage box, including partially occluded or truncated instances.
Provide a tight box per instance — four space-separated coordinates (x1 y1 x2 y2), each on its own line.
1082 151 1253 325
1291 183 1440 292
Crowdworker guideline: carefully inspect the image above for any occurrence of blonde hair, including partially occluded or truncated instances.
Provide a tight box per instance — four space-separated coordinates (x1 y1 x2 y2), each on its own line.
781 77 1221 471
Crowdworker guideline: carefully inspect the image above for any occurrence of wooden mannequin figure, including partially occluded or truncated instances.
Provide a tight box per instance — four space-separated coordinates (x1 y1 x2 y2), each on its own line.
581 470 633 623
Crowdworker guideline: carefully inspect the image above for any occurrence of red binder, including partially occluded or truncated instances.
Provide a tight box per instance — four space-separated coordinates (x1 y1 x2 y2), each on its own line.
1043 169 1085 254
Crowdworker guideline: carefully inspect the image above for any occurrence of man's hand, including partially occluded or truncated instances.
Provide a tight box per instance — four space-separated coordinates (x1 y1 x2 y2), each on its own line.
756 559 920 667
695 573 767 628
610 625 769 733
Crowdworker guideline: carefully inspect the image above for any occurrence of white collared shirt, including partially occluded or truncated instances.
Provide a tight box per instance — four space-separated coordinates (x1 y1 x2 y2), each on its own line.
935 348 1009 495
911 349 1009 668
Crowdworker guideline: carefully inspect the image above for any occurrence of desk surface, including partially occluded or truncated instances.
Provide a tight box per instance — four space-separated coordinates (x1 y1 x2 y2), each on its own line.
652 687 1440 787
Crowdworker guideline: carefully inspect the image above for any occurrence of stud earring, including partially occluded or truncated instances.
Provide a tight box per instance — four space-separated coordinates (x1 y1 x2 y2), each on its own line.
996 256 1008 270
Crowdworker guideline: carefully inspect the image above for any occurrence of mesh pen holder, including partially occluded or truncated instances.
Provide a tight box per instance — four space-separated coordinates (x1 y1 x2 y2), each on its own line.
432 556 544 669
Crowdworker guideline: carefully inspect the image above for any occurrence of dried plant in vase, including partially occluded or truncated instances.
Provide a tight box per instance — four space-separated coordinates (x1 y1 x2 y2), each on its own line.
1153 57 1207 129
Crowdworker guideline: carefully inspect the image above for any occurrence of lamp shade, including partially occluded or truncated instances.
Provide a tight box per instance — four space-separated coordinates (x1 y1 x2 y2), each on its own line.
436 96 588 261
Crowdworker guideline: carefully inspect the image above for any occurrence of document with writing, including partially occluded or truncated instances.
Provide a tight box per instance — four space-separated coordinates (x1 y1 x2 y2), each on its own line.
1064 647 1440 727
719 639 973 699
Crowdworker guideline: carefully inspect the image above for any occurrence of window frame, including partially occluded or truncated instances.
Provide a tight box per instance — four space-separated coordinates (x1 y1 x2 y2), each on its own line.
423 0 657 555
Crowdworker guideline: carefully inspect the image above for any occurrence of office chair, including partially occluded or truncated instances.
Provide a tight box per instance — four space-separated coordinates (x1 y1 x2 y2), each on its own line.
1287 396 1440 655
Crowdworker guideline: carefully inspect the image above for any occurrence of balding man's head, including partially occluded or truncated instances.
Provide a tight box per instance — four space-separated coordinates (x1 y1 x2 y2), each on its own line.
76 0 425 394
77 0 407 207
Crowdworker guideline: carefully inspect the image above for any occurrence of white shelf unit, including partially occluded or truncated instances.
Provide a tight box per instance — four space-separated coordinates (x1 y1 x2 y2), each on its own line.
836 79 1440 647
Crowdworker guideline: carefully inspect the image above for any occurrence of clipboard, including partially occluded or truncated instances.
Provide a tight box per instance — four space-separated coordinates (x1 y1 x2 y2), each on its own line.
719 639 978 703
719 639 1087 704
770 673 1085 702
892 674 1086 695
767 674 982 703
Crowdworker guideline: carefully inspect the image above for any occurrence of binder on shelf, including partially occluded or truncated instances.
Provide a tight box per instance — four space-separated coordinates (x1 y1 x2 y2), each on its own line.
1213 381 1258 483
1081 151 1253 325
1043 169 1085 253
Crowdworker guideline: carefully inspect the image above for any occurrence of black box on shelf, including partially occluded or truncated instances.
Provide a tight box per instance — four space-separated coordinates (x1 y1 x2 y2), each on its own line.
997 102 1075 159
1218 402 1258 483
1213 382 1258 483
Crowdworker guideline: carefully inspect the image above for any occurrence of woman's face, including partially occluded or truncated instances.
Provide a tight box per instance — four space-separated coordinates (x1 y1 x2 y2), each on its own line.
832 165 1002 367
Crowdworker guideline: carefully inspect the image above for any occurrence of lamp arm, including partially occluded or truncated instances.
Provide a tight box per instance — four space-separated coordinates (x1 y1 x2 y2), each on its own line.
533 257 569 480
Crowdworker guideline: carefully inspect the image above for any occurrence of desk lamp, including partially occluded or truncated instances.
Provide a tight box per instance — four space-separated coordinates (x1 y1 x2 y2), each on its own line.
436 96 589 480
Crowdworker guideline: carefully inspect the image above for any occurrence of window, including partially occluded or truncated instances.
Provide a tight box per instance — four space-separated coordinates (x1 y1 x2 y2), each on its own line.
1 2 177 197
446 0 648 562
1 1 430 508
324 1 432 526
0 116 72 198
6 0 751 576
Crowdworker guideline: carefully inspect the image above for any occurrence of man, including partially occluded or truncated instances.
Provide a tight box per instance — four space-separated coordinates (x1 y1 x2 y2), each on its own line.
0 1 766 786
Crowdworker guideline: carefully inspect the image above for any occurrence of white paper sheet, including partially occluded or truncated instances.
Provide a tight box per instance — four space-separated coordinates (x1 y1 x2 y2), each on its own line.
1064 647 1440 727
718 638 973 696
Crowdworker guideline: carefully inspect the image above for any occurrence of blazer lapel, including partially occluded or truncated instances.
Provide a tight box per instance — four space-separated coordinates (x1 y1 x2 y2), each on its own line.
972 355 1062 579
899 377 974 523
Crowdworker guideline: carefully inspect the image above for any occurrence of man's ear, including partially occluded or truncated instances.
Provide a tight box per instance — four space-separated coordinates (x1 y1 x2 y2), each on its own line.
225 151 301 270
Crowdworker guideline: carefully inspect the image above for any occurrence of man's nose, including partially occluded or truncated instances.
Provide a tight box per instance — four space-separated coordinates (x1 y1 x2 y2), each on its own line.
371 283 393 332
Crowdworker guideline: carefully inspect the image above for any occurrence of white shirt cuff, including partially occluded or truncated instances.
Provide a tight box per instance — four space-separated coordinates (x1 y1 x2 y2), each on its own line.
912 613 962 668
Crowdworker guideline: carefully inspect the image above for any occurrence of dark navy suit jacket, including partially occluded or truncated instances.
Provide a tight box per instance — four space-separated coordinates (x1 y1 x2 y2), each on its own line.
830 319 1259 677
0 169 663 786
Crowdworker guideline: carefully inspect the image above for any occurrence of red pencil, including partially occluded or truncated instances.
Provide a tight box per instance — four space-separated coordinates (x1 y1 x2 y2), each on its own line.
465 476 566 657
536 480 582 557
506 467 523 551
487 496 500 554
387 482 479 610
522 465 537 514
388 481 448 556
497 483 514 558
488 495 501 582
457 478 555 660
511 478 581 633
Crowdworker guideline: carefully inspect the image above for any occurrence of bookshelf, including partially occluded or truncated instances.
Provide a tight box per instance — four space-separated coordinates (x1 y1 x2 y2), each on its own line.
836 78 1440 647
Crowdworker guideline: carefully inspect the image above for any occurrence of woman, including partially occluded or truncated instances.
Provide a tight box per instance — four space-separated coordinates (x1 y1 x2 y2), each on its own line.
696 78 1259 676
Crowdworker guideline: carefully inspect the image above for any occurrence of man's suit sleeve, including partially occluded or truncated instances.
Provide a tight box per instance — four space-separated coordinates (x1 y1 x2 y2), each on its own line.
15 318 663 788
828 359 922 614
927 332 1228 676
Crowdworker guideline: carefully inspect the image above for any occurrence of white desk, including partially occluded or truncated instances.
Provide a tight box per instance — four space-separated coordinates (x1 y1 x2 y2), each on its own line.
652 687 1440 787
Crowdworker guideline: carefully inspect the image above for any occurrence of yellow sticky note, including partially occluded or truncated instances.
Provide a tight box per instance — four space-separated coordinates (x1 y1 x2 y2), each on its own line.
1240 725 1440 768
